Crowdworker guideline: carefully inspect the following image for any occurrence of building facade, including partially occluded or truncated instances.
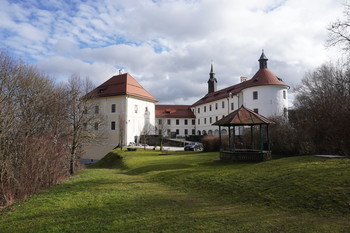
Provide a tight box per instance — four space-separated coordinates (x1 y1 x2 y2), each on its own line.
84 51 289 160
83 72 158 160
155 51 289 137
155 105 196 137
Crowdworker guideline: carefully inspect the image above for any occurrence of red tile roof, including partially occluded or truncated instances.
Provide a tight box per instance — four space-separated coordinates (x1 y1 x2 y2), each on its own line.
192 68 288 107
213 105 275 126
156 105 195 118
89 73 158 102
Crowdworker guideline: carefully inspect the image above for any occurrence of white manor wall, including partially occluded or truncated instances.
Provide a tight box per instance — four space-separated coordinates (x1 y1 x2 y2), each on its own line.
155 117 196 137
82 95 155 160
126 96 156 144
190 85 287 136
82 95 127 160
242 85 288 117
192 95 240 136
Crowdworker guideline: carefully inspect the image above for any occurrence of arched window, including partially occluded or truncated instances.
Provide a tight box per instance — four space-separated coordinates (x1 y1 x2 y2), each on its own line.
221 129 227 135
197 130 201 135
202 130 207 136
214 129 219 135
208 130 213 135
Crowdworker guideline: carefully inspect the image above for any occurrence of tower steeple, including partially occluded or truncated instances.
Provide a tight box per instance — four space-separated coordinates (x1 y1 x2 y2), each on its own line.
208 63 217 93
259 49 268 69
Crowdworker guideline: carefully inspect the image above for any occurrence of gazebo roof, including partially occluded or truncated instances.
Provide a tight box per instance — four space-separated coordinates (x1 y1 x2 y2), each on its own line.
212 105 275 126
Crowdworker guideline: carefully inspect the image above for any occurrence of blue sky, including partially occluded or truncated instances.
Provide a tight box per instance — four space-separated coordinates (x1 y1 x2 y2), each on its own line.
0 0 345 105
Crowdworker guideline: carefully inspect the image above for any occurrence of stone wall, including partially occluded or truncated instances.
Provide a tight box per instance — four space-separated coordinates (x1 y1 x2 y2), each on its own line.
220 150 272 162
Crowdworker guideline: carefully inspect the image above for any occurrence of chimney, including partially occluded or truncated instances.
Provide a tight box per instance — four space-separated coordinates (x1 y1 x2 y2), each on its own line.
240 76 248 83
119 69 123 75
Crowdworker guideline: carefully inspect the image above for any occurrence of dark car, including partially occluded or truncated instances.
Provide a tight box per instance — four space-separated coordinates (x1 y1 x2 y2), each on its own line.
184 142 203 151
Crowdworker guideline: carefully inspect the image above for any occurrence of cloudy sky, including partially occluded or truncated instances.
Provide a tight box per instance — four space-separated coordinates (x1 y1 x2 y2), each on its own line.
0 0 346 105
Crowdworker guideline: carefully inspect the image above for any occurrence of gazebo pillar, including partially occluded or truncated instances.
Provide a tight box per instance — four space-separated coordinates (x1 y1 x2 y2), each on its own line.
267 124 270 151
259 124 263 152
250 125 253 149
228 126 231 150
232 125 236 152
219 125 222 151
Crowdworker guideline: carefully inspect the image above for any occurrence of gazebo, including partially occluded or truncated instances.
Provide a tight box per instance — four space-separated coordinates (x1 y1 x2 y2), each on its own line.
212 105 275 162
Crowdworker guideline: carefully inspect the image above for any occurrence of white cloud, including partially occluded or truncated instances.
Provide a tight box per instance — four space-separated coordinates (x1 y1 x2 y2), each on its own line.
0 0 346 105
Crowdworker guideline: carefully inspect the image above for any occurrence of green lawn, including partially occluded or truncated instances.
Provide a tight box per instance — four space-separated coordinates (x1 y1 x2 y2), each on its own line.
1 150 349 232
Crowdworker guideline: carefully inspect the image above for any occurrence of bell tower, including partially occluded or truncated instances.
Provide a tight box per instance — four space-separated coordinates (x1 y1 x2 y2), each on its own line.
259 50 268 69
207 63 217 93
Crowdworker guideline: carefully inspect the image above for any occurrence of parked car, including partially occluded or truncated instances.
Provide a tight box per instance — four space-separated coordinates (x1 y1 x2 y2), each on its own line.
184 142 203 151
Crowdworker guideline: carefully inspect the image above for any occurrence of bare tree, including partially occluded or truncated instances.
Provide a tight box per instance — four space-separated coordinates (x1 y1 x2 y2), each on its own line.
294 61 350 155
141 123 154 150
65 75 103 175
0 51 69 208
118 115 126 150
156 118 169 151
327 4 350 51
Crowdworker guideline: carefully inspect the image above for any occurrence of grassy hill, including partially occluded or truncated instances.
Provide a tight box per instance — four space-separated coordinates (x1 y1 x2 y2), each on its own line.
0 150 349 232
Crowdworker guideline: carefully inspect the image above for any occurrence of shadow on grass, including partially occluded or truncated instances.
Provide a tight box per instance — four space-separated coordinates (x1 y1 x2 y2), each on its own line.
88 152 128 170
125 163 194 175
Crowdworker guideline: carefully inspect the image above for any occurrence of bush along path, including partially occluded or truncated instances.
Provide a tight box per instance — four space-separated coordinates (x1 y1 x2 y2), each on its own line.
0 150 349 233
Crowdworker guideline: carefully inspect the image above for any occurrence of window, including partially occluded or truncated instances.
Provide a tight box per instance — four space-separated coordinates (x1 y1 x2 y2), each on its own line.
209 105 212 111
159 119 162 125
192 129 195 135
254 108 259 114
253 91 258 100
134 105 138 113
204 106 206 112
111 104 116 112
167 119 171 125
210 117 212 124
222 115 225 119
176 129 179 134
94 122 99 130
283 107 288 117
198 119 200 125
215 103 218 110
198 108 200 113
222 101 225 108
95 105 99 114
216 116 218 121
167 129 171 135
185 129 188 135
192 119 195 125
283 90 287 99
176 119 179 125
158 129 162 135
231 102 234 111
111 121 116 130
184 119 188 125
204 118 207 124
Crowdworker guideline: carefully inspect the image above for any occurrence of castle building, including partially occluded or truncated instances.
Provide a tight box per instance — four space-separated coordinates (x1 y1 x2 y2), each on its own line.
155 51 289 137
83 72 158 161
83 51 289 161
